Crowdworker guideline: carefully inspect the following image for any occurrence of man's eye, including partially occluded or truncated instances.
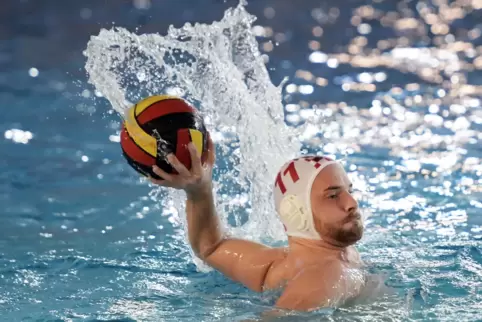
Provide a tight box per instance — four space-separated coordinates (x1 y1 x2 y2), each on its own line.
328 194 338 199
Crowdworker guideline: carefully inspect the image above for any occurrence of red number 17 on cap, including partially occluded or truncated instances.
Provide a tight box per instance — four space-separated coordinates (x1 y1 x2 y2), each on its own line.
274 156 331 195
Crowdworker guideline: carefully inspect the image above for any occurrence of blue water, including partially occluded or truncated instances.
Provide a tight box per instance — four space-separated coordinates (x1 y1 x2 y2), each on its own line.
1 0 482 321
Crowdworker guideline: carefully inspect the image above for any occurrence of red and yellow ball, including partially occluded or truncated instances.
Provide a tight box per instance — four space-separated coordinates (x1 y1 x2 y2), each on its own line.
120 95 209 179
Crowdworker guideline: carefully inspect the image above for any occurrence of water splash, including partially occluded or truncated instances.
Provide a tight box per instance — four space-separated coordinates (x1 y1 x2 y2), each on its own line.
83 2 301 250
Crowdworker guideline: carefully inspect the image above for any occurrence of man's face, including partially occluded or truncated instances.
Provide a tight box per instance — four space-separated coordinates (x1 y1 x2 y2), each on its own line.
310 164 363 246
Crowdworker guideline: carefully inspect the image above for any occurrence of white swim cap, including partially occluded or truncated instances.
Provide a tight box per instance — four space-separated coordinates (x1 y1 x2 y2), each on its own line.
273 155 337 240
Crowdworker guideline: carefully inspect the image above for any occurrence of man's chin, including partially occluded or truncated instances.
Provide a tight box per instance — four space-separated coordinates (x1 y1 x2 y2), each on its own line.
337 227 363 245
343 235 362 245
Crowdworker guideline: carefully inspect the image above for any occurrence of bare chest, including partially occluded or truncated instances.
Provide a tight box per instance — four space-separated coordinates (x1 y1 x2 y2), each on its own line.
272 251 366 306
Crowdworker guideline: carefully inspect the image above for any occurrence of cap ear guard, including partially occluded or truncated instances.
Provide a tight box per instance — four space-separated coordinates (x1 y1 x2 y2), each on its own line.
279 195 310 233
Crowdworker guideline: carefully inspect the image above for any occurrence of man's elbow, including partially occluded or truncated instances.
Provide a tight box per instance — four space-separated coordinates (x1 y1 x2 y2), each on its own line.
196 238 225 260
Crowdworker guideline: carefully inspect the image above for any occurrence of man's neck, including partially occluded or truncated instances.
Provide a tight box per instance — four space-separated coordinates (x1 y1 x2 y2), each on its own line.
288 236 349 260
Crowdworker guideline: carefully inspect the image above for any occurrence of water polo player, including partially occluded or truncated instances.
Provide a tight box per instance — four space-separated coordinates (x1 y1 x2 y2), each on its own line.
148 136 366 311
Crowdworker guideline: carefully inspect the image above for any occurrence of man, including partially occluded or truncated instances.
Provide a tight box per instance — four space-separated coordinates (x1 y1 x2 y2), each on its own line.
148 136 365 311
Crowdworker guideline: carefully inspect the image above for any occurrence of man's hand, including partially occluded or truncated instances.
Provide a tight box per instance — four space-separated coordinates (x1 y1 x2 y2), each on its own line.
148 134 215 195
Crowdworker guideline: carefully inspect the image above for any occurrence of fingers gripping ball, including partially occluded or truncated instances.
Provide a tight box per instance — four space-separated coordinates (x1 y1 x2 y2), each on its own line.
120 95 209 180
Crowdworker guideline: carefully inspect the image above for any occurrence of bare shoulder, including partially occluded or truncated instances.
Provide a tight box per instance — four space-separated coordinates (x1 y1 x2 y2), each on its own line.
262 247 290 290
205 238 288 292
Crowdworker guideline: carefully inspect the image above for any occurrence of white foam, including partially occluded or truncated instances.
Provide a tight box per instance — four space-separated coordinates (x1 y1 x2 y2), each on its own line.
83 1 302 256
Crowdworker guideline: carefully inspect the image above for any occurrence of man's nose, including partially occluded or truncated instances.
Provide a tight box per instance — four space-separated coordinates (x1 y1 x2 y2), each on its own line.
343 190 358 213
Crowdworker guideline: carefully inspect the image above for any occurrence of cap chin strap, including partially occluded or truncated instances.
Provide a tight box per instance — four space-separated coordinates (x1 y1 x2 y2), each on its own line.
279 194 322 240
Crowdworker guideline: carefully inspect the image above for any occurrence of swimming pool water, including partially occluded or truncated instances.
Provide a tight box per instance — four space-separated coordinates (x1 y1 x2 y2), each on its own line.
1 1 482 321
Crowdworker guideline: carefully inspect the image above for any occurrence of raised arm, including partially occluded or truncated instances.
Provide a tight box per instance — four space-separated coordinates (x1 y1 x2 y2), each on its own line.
185 186 286 291
150 137 286 292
